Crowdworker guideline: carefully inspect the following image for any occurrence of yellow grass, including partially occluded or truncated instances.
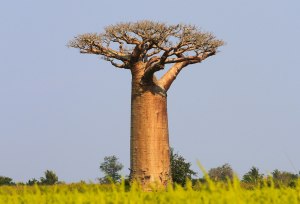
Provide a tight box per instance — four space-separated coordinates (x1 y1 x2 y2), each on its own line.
0 179 299 204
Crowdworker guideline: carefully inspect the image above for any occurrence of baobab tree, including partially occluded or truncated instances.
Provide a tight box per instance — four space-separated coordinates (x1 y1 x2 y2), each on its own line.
68 20 224 188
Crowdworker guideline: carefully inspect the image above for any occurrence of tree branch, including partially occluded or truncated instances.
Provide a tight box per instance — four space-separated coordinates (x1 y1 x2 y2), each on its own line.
158 51 216 91
142 57 163 81
91 43 130 62
103 57 130 69
142 48 173 81
163 50 216 64
158 62 188 91
68 33 131 65
146 48 161 57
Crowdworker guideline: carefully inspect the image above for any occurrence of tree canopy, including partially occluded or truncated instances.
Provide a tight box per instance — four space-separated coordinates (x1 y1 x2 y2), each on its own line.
68 21 224 81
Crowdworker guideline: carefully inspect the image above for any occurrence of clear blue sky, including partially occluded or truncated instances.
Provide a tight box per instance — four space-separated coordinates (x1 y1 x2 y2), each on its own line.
1 0 299 182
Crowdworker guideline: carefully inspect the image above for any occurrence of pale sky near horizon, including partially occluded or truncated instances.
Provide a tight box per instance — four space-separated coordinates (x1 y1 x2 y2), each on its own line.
1 0 300 182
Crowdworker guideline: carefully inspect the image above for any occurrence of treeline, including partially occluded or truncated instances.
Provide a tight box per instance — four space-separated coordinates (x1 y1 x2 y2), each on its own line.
1 149 299 188
206 164 299 189
171 149 299 188
0 170 60 186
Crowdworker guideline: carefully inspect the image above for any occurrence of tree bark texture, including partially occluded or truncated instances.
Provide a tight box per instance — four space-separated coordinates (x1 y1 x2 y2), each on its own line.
130 63 171 188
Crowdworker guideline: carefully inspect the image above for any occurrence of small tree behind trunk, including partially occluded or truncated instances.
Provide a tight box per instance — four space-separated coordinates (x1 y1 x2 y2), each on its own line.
99 155 123 184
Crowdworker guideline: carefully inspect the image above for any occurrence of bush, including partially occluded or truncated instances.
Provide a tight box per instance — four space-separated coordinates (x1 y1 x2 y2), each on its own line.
0 176 15 186
242 166 263 185
40 170 59 185
272 169 298 188
208 163 234 182
170 148 197 186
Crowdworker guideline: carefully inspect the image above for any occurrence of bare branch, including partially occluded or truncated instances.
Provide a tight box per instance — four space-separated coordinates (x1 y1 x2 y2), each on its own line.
68 33 131 64
104 25 141 45
146 48 161 57
102 57 130 69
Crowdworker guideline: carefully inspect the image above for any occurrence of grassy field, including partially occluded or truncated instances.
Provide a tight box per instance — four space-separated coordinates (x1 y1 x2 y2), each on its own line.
0 179 300 204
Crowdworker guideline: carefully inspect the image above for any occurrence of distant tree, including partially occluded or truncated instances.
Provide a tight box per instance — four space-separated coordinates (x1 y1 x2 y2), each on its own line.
272 169 298 187
170 148 197 186
0 176 15 186
26 178 39 186
242 166 263 184
208 163 234 182
40 170 59 185
99 155 123 184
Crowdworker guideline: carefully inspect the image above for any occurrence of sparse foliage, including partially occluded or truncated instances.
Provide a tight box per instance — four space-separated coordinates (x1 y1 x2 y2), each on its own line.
170 148 197 186
99 155 123 184
208 163 234 182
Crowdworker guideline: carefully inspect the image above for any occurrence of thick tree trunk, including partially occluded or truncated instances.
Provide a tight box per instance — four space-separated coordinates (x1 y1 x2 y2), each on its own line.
130 63 171 188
